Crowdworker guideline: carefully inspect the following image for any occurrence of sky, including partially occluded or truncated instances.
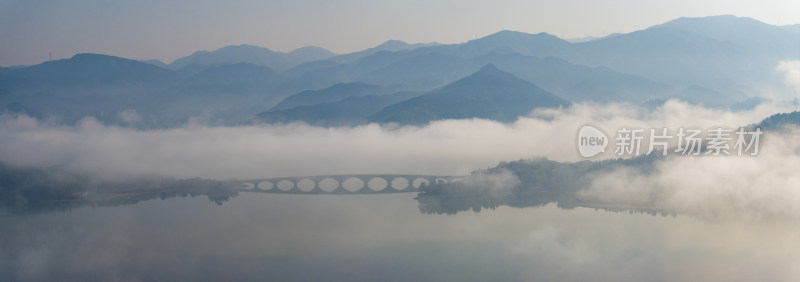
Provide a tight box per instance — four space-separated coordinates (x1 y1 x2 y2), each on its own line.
0 0 799 66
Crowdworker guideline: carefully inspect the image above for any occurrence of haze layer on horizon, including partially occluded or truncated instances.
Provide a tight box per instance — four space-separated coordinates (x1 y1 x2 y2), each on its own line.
1 0 799 66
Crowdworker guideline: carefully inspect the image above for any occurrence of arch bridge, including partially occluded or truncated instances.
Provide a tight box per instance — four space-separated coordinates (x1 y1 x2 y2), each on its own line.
238 174 463 194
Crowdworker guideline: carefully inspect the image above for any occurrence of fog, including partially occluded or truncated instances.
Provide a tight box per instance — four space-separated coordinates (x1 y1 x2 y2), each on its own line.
0 99 794 181
4 193 800 281
581 126 800 220
5 60 799 181
3 63 800 282
2 83 799 222
779 60 800 93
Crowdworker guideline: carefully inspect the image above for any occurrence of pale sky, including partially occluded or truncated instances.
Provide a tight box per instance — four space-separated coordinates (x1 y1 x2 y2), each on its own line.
1 0 799 66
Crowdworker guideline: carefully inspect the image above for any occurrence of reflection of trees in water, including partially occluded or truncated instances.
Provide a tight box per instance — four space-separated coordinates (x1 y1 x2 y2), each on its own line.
416 182 568 215
416 154 675 217
0 163 239 215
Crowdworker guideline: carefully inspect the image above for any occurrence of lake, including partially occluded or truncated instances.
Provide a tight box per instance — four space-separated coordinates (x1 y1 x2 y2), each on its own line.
3 192 799 281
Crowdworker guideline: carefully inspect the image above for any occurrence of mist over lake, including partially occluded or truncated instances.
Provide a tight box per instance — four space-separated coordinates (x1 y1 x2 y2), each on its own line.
5 193 800 281
3 1 800 281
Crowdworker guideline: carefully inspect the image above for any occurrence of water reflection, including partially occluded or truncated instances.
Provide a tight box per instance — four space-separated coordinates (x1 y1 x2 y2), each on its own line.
2 192 800 281
0 163 239 215
3 159 800 281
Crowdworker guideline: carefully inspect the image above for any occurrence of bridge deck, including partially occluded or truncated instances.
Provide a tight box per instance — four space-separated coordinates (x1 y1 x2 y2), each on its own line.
237 174 464 194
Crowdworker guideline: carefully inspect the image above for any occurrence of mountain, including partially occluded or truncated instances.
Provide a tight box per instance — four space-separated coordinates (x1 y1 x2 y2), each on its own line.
282 40 446 91
565 35 613 43
256 91 420 126
140 59 168 68
179 63 278 87
368 64 570 125
168 44 336 72
269 82 391 111
278 40 439 86
282 38 672 101
164 62 281 106
286 46 338 63
329 40 439 64
672 85 746 108
565 15 800 89
3 15 796 128
356 52 476 89
150 63 285 126
783 24 800 34
376 40 439 51
755 111 800 130
0 102 42 118
571 27 749 86
273 49 434 97
0 54 181 124
2 53 178 85
469 53 670 102
432 30 574 58
352 51 669 103
652 15 799 57
0 72 30 93
287 24 738 96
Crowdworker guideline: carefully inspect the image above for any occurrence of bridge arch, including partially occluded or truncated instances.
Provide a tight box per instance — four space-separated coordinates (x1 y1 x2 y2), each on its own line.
367 177 388 191
318 178 339 192
277 180 294 191
239 174 462 194
390 177 409 190
342 177 364 192
412 178 429 188
297 179 315 192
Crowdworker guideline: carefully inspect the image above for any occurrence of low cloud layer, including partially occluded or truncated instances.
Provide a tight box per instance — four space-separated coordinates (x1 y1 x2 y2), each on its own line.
0 99 795 181
581 126 800 220
779 60 800 93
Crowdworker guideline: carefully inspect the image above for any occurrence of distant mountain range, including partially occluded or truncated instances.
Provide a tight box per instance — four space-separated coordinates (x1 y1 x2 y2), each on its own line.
368 64 569 124
0 15 797 127
258 65 571 126
167 44 337 72
257 91 421 127
7 53 177 86
269 82 391 111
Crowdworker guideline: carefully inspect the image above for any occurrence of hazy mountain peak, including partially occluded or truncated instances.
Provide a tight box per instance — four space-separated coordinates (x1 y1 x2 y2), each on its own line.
475 63 501 74
4 52 177 86
374 40 439 51
185 62 277 82
326 40 439 64
659 14 762 26
140 59 168 68
289 46 335 55
377 40 411 49
286 46 337 63
368 64 569 124
451 63 532 87
70 53 124 61
169 44 332 72
270 82 389 111
452 30 572 58
40 53 164 70
221 44 274 52
649 15 791 50
478 30 563 42
188 44 279 58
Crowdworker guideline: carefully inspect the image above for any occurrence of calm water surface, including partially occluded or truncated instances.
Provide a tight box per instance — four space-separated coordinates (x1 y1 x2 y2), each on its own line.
2 193 799 281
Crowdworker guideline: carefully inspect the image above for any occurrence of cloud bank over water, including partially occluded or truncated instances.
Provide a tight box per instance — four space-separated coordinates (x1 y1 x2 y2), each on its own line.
779 60 800 93
0 100 795 181
581 126 800 220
